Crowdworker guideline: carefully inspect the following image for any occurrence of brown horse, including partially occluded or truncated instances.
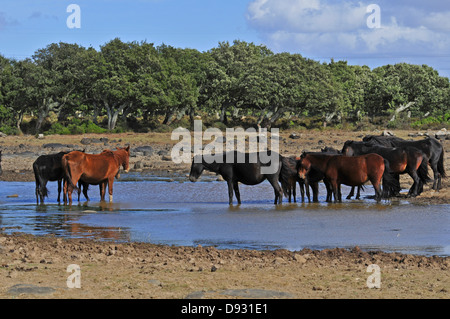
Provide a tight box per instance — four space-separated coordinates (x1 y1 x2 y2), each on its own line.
296 153 336 202
62 146 130 204
298 153 400 202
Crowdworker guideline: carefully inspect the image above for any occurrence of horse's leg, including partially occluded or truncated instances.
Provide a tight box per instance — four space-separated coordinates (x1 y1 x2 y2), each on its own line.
267 177 283 205
356 186 361 200
57 179 62 203
346 187 355 200
63 180 67 204
100 182 107 201
299 180 305 202
337 183 342 202
77 181 82 202
324 180 332 202
108 177 114 202
409 166 423 197
292 181 297 203
226 180 234 205
35 179 40 205
83 183 90 201
232 181 241 205
371 178 382 202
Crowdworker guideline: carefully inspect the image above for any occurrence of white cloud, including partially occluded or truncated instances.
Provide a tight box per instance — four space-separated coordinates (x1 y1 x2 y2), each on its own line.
246 0 450 58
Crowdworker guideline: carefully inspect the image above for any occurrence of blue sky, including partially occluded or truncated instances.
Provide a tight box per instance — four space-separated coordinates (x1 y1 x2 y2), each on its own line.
1 0 450 78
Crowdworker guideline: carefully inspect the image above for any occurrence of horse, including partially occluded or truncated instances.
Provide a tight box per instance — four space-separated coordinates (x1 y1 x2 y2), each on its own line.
189 151 290 205
33 151 89 204
363 135 445 190
62 146 130 204
298 153 400 202
342 140 430 197
280 156 310 203
296 152 337 202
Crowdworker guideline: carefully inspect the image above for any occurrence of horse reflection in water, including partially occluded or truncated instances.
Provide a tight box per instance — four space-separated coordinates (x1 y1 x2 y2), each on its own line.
62 146 130 205
189 151 293 205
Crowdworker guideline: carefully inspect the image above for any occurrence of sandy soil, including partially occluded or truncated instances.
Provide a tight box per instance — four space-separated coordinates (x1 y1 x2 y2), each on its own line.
0 129 449 299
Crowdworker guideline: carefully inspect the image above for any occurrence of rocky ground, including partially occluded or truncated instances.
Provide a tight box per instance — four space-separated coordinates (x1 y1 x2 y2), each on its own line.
0 129 449 299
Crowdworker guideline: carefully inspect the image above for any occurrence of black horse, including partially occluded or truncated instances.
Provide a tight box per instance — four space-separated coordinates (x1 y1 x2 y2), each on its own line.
363 135 445 190
342 141 430 197
189 151 290 205
33 151 89 204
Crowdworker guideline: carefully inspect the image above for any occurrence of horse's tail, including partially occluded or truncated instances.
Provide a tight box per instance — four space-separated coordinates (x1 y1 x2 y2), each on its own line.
33 161 48 198
438 147 446 178
62 156 79 192
279 157 295 198
382 159 401 198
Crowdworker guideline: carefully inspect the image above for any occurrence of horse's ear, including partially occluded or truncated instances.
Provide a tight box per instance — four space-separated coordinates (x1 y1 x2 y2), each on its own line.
125 145 130 152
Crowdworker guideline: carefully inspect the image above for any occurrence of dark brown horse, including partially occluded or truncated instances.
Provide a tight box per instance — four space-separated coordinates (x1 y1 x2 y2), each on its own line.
342 141 430 197
363 135 445 190
62 146 130 204
280 156 309 203
298 153 400 202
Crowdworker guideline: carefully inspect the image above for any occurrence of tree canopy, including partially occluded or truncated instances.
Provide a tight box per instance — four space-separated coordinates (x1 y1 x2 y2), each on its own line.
0 39 448 135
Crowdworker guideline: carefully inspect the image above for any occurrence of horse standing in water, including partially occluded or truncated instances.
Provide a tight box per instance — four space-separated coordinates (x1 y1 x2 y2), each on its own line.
33 151 89 204
62 146 130 204
342 140 430 197
298 153 400 202
363 135 445 191
189 151 290 205
280 156 310 203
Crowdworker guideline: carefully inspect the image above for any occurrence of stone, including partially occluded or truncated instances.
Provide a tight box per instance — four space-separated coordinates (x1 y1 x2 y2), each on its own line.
7 284 55 296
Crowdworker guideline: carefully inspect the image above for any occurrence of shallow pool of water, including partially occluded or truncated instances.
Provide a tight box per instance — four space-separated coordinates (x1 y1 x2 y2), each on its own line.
0 177 449 256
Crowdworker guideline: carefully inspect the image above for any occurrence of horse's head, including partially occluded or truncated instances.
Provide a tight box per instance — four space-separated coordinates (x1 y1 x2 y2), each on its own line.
341 141 354 156
189 155 204 182
296 156 311 180
116 146 130 173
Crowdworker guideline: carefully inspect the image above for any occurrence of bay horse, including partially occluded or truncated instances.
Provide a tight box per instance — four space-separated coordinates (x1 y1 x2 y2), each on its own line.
342 140 430 197
296 153 336 202
33 151 89 204
363 135 445 190
298 153 400 202
62 146 130 204
189 151 290 205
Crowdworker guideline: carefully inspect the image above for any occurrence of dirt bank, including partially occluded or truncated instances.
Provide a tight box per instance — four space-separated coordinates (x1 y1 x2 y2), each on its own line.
0 233 448 299
0 129 449 299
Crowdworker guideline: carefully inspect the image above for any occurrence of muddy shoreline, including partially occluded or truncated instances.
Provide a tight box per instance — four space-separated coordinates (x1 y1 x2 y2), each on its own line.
0 130 449 299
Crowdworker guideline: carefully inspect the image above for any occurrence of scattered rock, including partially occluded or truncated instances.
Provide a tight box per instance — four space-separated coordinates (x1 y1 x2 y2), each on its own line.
7 284 55 296
289 133 301 139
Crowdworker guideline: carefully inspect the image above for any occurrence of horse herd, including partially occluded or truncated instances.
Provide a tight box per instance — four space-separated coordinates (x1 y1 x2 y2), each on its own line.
0 134 445 206
189 134 446 205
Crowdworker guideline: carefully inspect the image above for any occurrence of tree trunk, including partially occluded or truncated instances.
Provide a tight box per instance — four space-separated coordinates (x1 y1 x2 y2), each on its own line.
35 98 60 134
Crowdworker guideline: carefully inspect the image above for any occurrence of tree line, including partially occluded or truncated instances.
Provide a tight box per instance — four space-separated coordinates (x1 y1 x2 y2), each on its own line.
0 38 449 135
